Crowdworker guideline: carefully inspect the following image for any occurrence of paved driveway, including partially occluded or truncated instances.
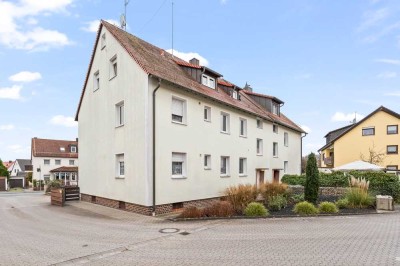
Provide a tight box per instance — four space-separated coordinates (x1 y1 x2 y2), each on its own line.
0 193 399 265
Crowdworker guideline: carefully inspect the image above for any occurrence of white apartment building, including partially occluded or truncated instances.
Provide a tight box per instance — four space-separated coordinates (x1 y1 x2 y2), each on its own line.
31 138 78 186
76 20 305 215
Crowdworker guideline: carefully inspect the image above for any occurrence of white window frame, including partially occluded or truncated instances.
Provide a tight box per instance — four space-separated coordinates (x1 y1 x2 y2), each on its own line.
70 146 77 153
69 160 75 166
204 154 211 170
273 142 278 157
204 106 211 122
44 159 50 165
55 160 61 165
239 118 247 137
284 161 288 173
284 132 289 147
116 154 125 178
272 103 279 115
101 33 106 49
116 101 124 127
220 156 230 176
93 71 100 91
232 90 238 99
201 74 215 89
171 97 187 124
239 157 247 176
256 118 263 129
257 139 263 155
109 55 117 79
172 152 187 178
221 112 230 134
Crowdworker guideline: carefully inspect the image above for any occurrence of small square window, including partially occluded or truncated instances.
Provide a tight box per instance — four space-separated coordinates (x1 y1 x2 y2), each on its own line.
284 132 289 147
69 160 75 166
387 125 398 135
221 112 230 133
387 145 398 154
220 156 230 176
273 142 278 157
273 124 278 133
172 97 186 124
172 152 186 178
362 127 375 136
240 118 247 137
101 33 106 49
204 154 211 169
204 106 211 122
256 119 263 129
93 71 100 91
109 55 117 79
257 139 263 155
116 102 124 127
239 158 247 176
44 159 50 165
70 146 77 153
55 160 61 165
116 154 124 178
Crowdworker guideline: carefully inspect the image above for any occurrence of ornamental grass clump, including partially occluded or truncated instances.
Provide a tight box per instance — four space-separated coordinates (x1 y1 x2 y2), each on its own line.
203 201 234 217
293 201 319 215
244 202 269 217
319 201 339 213
179 207 203 219
224 184 258 214
259 182 289 199
346 176 374 208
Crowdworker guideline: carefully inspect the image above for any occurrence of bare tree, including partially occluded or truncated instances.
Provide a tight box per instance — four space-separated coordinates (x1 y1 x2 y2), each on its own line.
360 142 386 165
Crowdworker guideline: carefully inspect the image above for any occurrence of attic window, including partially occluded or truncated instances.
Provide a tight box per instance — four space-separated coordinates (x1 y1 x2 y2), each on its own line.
109 55 117 79
60 147 65 152
71 146 77 153
232 90 238 100
101 33 106 49
272 103 280 116
202 75 215 89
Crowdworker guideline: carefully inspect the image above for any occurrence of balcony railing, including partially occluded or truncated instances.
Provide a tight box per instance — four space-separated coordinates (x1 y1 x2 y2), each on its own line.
324 157 334 166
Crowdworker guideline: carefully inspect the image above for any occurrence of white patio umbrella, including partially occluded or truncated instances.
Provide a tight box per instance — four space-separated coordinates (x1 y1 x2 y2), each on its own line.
333 160 384 171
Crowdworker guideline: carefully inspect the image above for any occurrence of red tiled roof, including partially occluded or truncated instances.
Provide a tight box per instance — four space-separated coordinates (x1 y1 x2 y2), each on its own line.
217 79 234 87
50 166 78 173
242 90 284 104
173 58 202 69
32 138 78 158
75 20 304 133
3 161 14 169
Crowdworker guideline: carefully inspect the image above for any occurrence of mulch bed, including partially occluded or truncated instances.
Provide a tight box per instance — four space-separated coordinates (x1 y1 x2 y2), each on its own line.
269 205 376 217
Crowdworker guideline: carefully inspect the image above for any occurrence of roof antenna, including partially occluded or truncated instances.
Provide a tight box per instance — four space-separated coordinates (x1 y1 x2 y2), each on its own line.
351 112 357 124
120 0 129 30
171 0 174 58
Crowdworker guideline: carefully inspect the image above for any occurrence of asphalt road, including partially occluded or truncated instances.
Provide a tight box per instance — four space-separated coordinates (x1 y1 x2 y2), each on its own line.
0 193 399 265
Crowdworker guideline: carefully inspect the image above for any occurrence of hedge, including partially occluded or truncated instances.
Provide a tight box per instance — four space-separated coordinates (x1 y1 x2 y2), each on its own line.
282 171 400 201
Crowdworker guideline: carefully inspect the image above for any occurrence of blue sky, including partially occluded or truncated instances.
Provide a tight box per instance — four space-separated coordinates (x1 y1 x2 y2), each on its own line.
1 0 400 160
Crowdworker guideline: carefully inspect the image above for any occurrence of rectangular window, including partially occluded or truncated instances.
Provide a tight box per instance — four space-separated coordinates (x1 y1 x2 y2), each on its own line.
284 132 289 147
201 74 208 86
387 145 398 154
273 124 278 133
116 154 124 177
387 165 398 170
273 142 278 157
221 112 230 133
220 156 230 176
201 74 215 89
387 125 398 135
55 160 61 165
257 139 263 155
101 33 106 49
240 118 247 137
362 127 375 136
116 102 124 127
93 71 100 91
204 106 211 122
239 158 247 176
256 118 263 129
209 78 215 89
109 55 117 79
172 152 186 178
272 103 280 115
204 154 211 169
43 175 50 182
171 97 186 124
69 160 75 166
70 145 77 153
44 159 50 165
284 161 288 173
232 90 238 99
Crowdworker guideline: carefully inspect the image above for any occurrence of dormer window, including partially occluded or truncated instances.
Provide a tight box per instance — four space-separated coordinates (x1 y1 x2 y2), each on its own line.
272 103 280 116
232 90 238 99
202 74 215 89
70 145 77 153
60 147 65 152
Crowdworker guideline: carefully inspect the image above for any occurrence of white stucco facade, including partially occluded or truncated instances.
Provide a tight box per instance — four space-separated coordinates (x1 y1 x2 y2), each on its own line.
78 25 302 208
32 157 78 181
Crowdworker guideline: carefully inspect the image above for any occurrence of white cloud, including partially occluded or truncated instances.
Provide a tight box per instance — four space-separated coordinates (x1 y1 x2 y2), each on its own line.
300 125 312 133
9 71 42 82
0 0 73 50
375 58 400 65
166 49 209 66
377 71 397 79
384 91 400 96
49 115 77 127
0 85 22 100
81 19 120 33
7 144 30 154
357 8 390 32
0 124 14 130
331 112 365 122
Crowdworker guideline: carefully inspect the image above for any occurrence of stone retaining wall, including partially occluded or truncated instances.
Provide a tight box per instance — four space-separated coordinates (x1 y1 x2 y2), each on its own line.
289 185 348 197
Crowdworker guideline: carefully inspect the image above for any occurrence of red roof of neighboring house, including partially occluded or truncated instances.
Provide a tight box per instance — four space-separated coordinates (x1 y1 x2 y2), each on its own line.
50 166 78 173
3 161 14 169
75 20 304 133
32 138 78 158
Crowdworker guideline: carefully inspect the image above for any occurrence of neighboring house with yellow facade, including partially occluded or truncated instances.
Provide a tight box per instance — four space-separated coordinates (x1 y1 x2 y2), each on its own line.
319 106 400 171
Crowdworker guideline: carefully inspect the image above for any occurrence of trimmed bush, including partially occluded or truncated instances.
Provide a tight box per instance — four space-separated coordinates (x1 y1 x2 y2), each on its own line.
179 207 203 219
305 153 319 204
281 174 306 186
244 202 269 217
225 184 258 214
319 201 339 213
203 201 234 217
335 198 349 209
45 180 62 193
267 195 287 211
290 193 305 204
293 201 319 215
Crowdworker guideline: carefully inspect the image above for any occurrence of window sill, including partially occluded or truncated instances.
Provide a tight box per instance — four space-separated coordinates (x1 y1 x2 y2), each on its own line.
115 176 125 179
204 167 211 170
115 124 124 128
387 153 398 155
220 131 230 135
109 75 117 81
239 135 247 138
171 121 187 126
257 154 263 156
171 175 187 179
220 175 230 178
204 119 211 123
273 156 279 158
239 174 247 177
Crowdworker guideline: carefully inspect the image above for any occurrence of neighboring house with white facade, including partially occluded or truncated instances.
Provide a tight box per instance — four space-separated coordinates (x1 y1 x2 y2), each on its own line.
76 20 305 215
31 138 79 186
9 159 32 188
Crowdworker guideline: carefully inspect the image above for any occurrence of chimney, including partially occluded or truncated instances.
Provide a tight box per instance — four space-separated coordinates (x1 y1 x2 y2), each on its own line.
76 138 78 142
189 58 200 66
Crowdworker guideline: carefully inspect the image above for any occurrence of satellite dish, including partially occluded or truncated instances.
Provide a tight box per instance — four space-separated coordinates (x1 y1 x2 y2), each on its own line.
120 14 126 29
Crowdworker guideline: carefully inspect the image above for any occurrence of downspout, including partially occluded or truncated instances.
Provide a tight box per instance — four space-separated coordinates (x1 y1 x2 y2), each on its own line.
301 132 308 173
152 77 162 216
